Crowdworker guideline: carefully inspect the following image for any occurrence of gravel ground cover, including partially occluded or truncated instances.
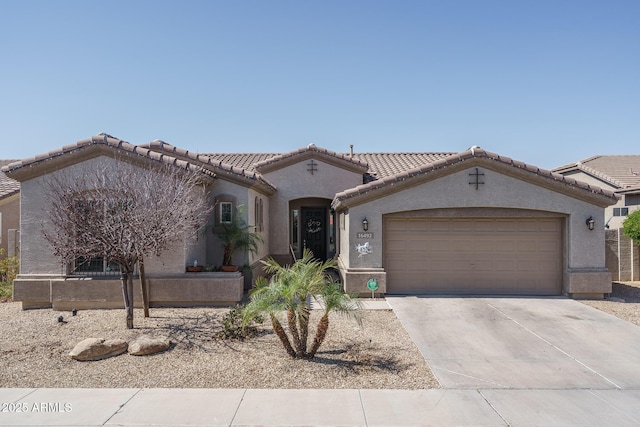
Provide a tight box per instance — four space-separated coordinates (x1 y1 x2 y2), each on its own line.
581 281 640 326
0 303 439 389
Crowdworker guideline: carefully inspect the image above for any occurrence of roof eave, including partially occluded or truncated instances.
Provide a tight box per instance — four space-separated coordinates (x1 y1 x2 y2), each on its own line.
2 135 216 184
145 141 276 195
254 145 369 175
333 151 618 210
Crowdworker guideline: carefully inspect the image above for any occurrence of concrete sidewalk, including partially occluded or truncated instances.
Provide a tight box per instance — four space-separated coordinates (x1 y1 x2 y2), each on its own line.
1 387 640 426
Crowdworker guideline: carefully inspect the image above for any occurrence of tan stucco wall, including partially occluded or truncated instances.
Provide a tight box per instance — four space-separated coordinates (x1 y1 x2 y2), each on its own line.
338 166 611 296
248 187 270 264
263 158 363 258
207 179 252 267
561 170 632 229
18 156 209 276
14 272 244 310
0 193 20 258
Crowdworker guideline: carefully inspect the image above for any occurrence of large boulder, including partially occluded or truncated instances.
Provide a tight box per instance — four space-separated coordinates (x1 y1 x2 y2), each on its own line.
128 335 171 356
69 338 128 361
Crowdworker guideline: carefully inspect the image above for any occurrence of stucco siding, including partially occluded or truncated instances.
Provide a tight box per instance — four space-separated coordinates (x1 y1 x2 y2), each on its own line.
248 187 270 264
20 175 61 274
343 167 607 274
561 170 630 229
207 179 252 267
19 156 204 275
0 194 20 259
263 159 363 257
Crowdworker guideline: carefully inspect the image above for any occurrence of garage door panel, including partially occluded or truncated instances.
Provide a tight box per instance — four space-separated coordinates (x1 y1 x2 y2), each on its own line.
384 217 563 295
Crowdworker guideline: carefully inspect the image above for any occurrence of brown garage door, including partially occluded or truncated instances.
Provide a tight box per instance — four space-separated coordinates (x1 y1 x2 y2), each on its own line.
384 217 563 295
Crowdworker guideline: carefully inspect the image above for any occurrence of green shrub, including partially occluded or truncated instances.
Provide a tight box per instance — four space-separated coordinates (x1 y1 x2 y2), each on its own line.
216 304 264 340
0 249 18 301
0 281 11 302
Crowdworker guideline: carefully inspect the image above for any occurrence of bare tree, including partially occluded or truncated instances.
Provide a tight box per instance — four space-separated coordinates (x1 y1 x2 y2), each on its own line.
42 156 213 328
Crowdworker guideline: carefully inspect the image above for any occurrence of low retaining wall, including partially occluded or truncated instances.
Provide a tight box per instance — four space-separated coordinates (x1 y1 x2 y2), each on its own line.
606 229 640 282
13 272 244 310
565 268 612 299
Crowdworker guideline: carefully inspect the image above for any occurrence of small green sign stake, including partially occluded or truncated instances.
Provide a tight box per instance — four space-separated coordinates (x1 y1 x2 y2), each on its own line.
367 278 379 299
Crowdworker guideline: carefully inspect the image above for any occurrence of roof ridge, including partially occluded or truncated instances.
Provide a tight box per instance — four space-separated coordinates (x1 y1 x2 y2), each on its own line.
253 144 369 172
333 148 617 209
144 140 276 192
2 134 215 179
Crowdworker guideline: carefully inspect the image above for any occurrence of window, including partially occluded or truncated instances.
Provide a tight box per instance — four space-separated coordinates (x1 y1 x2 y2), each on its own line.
255 197 259 230
291 209 298 250
70 256 121 277
626 194 640 206
613 207 629 217
254 197 264 232
220 202 233 224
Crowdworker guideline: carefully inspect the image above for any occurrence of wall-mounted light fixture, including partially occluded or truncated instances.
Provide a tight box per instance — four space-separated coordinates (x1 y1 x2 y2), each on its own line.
586 216 595 231
362 218 369 231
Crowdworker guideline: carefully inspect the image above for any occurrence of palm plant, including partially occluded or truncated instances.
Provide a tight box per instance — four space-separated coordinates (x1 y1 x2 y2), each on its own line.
242 249 362 359
217 204 263 267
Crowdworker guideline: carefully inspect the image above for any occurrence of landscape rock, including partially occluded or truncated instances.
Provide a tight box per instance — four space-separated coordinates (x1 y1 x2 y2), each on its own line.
128 335 171 356
69 338 128 361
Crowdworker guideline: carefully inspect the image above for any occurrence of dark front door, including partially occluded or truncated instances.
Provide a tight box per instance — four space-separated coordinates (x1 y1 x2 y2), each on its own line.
301 207 327 261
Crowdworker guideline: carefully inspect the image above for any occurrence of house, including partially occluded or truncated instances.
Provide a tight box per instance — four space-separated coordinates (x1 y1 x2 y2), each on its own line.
2 134 618 309
553 155 640 281
0 160 20 261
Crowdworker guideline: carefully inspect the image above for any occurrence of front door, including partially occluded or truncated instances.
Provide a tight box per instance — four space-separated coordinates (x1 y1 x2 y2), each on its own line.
301 207 327 261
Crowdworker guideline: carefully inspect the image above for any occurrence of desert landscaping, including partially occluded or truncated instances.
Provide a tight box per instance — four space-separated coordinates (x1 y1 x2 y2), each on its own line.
0 282 638 390
0 302 438 389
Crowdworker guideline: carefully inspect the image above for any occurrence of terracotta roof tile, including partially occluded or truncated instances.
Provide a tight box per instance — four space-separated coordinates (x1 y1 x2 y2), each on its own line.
333 147 618 209
1 134 215 181
0 160 20 199
553 155 640 189
251 144 369 174
141 140 276 192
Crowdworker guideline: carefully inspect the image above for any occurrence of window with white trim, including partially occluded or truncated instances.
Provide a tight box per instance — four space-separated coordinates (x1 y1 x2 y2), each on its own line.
613 207 629 217
220 202 233 224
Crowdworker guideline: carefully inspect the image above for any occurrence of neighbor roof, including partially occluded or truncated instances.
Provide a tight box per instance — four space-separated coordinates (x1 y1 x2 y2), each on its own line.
553 155 640 189
0 160 20 199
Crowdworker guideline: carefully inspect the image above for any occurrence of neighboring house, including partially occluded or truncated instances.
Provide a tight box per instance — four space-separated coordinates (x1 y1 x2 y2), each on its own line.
0 160 20 260
2 134 618 310
554 155 640 281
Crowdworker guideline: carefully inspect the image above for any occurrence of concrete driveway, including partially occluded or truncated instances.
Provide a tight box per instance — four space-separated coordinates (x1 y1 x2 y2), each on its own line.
386 296 640 389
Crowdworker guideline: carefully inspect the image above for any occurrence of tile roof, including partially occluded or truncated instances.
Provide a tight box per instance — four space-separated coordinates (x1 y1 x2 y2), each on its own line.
0 160 20 199
333 147 618 209
142 141 276 193
251 144 369 174
204 153 280 172
1 134 215 182
553 155 640 189
351 152 455 182
201 150 455 181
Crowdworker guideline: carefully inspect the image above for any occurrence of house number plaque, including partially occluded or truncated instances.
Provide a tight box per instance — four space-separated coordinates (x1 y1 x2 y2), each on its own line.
356 232 373 239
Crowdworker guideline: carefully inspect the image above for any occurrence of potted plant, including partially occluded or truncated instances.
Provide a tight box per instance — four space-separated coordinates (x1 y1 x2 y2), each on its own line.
217 205 263 272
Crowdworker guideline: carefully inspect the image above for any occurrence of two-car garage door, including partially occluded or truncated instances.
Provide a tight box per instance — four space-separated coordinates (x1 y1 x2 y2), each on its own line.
384 217 563 295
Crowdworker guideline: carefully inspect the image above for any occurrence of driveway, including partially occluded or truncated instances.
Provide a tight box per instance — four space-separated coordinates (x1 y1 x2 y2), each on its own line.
386 296 640 389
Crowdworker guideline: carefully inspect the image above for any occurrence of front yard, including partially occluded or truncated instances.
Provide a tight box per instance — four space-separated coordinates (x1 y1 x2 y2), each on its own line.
0 303 439 389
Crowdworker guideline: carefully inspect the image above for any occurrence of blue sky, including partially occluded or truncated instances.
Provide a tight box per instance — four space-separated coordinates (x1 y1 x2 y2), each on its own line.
1 0 638 169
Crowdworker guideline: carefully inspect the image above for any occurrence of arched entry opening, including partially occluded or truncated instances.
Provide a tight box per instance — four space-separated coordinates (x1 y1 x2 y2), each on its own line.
289 198 335 261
